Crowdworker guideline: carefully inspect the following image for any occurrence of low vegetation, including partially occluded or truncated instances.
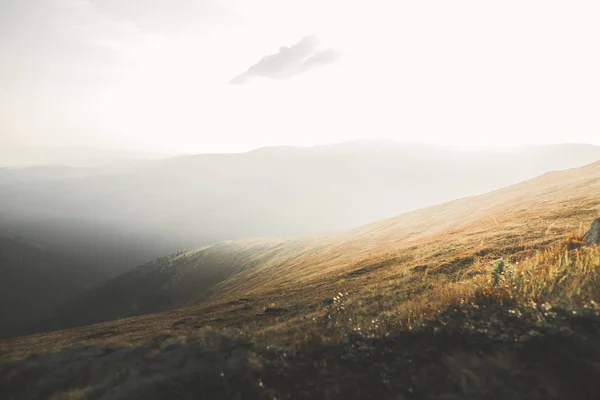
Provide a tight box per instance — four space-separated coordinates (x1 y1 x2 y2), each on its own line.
2 161 600 398
2 233 600 399
261 234 600 345
478 236 600 306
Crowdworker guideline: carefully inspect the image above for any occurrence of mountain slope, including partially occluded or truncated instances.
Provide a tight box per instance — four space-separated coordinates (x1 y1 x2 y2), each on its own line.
40 241 300 331
0 236 108 338
0 146 173 168
40 160 600 335
1 142 599 274
2 164 600 400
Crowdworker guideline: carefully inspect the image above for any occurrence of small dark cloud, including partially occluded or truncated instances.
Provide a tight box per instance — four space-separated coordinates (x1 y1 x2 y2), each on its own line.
230 35 341 85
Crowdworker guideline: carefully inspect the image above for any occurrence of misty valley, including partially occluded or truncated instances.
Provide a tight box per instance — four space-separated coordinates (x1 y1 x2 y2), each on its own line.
3 1 600 398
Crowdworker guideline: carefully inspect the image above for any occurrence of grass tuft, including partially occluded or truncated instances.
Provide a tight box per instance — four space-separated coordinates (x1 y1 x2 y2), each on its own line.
477 236 600 307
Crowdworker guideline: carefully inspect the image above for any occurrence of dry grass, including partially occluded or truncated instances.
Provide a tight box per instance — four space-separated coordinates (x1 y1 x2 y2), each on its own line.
477 239 600 307
2 164 600 400
1 161 599 361
260 236 600 346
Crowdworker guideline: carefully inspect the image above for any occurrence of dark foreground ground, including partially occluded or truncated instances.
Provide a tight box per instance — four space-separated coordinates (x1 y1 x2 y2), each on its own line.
2 301 599 400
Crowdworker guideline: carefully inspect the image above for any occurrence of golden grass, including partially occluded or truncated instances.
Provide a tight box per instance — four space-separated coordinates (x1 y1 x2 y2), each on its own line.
257 234 600 346
208 162 600 305
1 161 599 360
477 239 600 307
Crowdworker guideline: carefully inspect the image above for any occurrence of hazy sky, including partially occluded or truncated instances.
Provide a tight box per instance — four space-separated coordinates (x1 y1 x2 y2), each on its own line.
1 1 599 153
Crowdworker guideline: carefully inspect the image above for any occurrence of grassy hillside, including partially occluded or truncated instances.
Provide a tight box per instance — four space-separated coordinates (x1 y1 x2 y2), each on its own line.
1 162 600 399
22 160 600 341
38 241 305 333
0 236 108 338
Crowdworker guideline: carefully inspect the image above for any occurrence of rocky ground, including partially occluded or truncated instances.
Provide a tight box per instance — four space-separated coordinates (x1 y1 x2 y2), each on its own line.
2 300 600 400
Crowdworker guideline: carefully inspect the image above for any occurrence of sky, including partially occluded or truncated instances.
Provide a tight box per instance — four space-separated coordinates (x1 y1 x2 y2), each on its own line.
1 0 599 154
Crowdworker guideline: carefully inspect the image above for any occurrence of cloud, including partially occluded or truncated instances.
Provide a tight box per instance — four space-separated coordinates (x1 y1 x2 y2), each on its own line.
230 35 341 84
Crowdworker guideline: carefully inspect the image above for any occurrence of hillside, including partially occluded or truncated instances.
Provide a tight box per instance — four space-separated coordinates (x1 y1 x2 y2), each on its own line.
30 160 600 338
1 162 600 399
1 142 599 274
38 241 303 333
0 235 108 338
2 161 600 399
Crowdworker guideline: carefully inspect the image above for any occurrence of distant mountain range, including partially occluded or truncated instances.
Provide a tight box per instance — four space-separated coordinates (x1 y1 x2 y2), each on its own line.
0 146 174 168
1 141 599 276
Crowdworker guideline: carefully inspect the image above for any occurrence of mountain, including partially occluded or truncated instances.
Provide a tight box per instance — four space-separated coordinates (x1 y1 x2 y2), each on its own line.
0 161 160 186
0 235 109 338
38 159 600 334
1 141 599 275
0 146 174 168
2 160 600 400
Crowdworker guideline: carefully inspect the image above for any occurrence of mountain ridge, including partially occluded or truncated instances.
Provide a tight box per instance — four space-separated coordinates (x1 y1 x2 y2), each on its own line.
2 142 599 276
0 235 109 338
27 158 600 337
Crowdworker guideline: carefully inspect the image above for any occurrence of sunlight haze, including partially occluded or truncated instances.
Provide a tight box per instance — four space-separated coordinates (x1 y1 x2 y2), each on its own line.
1 0 599 153
3 3 600 396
